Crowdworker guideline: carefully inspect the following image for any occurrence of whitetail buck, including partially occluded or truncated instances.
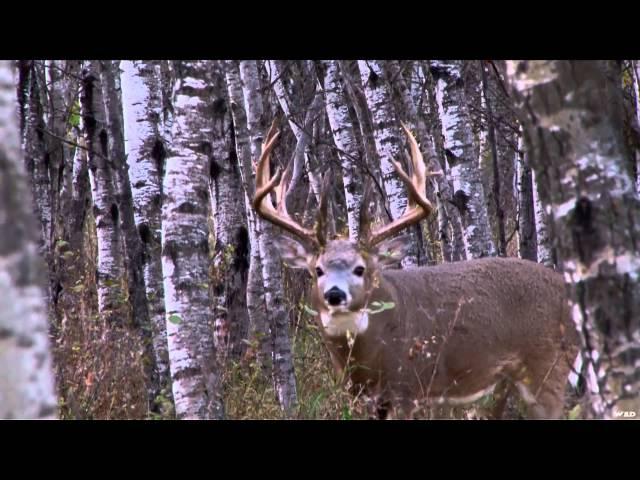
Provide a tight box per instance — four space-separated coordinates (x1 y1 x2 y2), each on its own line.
253 119 579 419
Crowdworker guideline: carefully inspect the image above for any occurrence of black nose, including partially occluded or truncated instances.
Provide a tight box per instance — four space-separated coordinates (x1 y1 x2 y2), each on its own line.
324 287 347 306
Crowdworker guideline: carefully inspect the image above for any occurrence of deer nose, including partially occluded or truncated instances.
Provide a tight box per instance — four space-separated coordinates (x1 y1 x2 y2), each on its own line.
324 287 347 306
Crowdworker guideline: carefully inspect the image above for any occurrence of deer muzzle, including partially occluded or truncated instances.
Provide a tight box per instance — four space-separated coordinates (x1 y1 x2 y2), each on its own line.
324 286 347 306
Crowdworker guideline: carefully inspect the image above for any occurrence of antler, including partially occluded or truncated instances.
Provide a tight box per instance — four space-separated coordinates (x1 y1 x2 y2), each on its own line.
367 122 435 246
252 119 320 248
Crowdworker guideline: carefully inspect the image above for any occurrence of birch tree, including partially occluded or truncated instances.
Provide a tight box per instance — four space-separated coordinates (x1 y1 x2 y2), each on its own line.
421 61 467 261
480 61 508 256
47 61 81 320
531 168 554 267
19 61 52 263
358 60 426 266
433 60 496 259
224 60 271 369
507 60 640 419
240 60 298 413
321 60 364 239
162 60 223 419
0 60 58 419
100 61 162 409
206 61 250 364
267 61 322 210
121 60 173 409
385 60 463 263
80 61 125 326
516 136 537 261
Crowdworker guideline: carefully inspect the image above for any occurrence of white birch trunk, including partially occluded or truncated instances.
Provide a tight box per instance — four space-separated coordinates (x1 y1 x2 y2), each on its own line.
266 60 323 210
386 60 464 264
357 60 425 266
224 61 271 370
121 60 173 406
516 134 537 261
322 60 364 240
80 61 125 325
206 61 249 364
21 61 52 263
0 60 57 419
240 60 298 414
162 61 223 419
433 60 496 259
531 168 554 267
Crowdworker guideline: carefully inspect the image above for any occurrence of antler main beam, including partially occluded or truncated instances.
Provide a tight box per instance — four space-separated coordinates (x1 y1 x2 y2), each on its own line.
252 119 320 248
367 122 435 246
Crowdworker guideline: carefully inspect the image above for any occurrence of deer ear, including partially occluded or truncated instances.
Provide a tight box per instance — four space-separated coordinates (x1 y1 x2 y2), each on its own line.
374 235 413 266
274 235 313 269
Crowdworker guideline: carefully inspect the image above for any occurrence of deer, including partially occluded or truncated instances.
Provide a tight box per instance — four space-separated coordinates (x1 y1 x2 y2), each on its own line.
252 119 580 419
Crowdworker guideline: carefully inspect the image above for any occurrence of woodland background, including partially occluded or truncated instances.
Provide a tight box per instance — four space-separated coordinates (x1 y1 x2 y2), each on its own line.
0 60 639 419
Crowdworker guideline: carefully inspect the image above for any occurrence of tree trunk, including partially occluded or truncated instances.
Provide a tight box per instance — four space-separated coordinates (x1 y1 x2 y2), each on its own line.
531 168 554 267
433 60 496 259
516 135 537 261
488 62 519 255
120 60 174 413
80 61 125 326
385 60 464 264
0 60 58 419
20 61 53 267
239 60 298 414
224 60 271 370
206 61 250 365
100 60 160 410
480 61 508 256
507 60 640 419
321 60 364 240
162 61 223 419
266 60 318 211
357 60 426 266
339 61 382 189
47 60 81 323
422 62 467 261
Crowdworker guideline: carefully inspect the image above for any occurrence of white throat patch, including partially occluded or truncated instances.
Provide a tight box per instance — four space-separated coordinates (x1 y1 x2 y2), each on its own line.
320 310 369 337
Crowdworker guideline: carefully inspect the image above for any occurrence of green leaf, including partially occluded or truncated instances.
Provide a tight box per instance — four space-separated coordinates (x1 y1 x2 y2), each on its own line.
56 239 70 249
367 301 395 315
303 304 318 316
342 406 352 420
69 101 81 128
568 404 581 420
168 314 182 325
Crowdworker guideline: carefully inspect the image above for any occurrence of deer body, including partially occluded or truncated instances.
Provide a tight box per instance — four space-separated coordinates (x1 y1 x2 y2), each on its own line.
253 119 579 419
313 256 579 419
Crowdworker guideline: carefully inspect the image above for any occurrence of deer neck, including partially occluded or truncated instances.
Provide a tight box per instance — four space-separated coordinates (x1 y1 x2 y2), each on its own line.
319 309 369 337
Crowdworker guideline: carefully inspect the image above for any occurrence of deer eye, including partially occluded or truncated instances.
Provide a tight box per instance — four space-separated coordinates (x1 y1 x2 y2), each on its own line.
353 266 365 277
315 267 324 277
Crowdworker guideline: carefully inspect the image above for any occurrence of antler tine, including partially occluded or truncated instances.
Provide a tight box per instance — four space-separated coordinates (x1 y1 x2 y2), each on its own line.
368 122 435 246
274 157 294 218
252 119 319 248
